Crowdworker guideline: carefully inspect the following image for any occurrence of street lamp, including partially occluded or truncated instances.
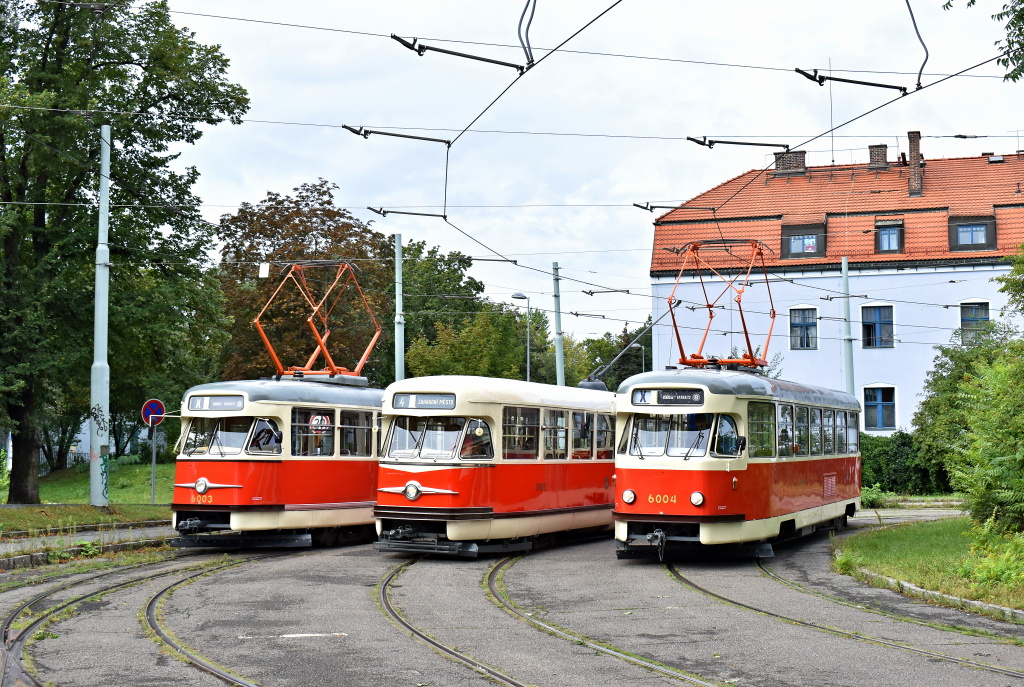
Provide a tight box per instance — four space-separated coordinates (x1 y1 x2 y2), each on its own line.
630 342 645 373
511 292 531 382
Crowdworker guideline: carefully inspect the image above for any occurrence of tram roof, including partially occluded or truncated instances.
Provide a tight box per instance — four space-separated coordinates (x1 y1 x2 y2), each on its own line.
617 368 859 410
184 379 384 407
385 375 614 411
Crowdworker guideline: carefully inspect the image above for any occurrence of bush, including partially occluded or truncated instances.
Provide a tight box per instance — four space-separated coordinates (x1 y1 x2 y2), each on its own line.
137 440 177 464
861 483 899 508
861 430 940 494
957 517 1024 590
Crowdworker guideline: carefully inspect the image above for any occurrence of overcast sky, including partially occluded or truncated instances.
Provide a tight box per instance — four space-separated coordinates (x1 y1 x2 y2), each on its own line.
166 0 1018 346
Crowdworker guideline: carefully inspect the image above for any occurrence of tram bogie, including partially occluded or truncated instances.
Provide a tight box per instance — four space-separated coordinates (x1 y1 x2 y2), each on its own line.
171 376 383 548
613 368 861 559
374 376 616 557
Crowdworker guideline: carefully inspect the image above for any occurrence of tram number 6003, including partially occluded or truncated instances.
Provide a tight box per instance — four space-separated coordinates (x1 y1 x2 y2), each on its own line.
191 494 214 504
648 494 677 504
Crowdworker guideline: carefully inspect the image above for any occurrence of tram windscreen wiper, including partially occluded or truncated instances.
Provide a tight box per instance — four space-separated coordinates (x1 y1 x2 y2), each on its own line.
682 431 705 461
629 419 643 460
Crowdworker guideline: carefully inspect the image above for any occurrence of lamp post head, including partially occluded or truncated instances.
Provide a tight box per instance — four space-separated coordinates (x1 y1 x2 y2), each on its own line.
511 292 528 301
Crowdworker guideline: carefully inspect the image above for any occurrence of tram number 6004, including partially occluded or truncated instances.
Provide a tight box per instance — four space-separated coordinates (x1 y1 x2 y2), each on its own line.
648 494 677 504
191 494 214 504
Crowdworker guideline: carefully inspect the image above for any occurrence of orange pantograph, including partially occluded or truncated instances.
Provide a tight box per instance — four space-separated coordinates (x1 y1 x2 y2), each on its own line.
666 239 777 369
253 261 381 377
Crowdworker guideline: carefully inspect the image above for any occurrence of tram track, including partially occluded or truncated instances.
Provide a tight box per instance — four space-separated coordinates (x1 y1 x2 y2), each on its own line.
486 556 720 686
0 550 277 687
378 557 532 687
666 560 1024 680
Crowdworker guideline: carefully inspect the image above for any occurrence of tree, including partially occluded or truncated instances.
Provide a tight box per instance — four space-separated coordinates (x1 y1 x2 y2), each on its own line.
401 240 484 346
406 303 529 379
0 1 249 502
944 1 1024 80
998 243 1024 310
217 180 394 385
911 321 1019 494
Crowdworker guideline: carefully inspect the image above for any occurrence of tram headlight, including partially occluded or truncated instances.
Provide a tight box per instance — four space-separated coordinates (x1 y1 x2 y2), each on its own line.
690 491 705 507
403 481 423 501
622 489 636 505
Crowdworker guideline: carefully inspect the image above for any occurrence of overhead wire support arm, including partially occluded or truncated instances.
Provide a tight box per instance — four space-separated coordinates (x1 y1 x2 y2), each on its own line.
795 68 908 95
583 289 630 296
343 124 451 147
391 34 527 74
686 136 789 150
635 202 716 213
367 207 447 220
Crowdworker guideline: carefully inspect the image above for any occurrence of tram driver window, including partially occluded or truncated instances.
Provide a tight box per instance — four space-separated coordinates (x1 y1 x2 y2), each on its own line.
460 419 493 460
248 418 282 455
292 408 336 457
712 415 742 457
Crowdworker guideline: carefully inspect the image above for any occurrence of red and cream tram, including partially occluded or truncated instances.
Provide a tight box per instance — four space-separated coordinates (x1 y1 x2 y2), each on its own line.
171 378 383 547
375 376 616 556
613 367 861 558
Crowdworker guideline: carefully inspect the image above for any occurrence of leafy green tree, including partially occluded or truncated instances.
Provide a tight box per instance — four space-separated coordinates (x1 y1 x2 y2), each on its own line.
959 340 1024 530
0 1 249 502
911 322 1019 494
217 180 393 385
943 1 1024 80
860 430 929 493
401 241 484 346
998 243 1024 310
406 303 528 379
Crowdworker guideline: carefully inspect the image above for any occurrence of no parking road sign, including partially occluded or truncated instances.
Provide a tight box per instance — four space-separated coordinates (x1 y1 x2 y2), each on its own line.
142 398 166 427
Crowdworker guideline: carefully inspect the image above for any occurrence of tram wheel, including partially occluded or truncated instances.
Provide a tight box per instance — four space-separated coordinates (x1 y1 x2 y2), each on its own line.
311 527 340 547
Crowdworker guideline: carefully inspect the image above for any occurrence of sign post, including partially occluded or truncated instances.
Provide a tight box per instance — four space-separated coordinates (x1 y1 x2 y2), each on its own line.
142 399 166 505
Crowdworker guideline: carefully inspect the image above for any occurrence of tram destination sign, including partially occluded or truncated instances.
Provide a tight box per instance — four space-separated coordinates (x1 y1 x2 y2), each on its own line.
393 393 456 410
632 388 705 405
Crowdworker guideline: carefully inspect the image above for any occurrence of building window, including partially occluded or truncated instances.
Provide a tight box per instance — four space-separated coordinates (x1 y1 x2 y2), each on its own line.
789 308 817 349
864 388 895 430
862 306 894 348
948 216 996 251
960 302 990 344
875 219 903 253
781 224 826 259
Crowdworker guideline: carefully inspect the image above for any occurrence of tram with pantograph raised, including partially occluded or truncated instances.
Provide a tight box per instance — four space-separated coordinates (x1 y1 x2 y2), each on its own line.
375 376 616 556
171 261 384 547
614 238 861 558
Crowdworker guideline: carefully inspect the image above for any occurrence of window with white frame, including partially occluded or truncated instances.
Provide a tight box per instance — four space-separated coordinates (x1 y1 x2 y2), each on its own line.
861 305 894 348
960 302 990 344
789 308 817 349
948 216 996 251
875 219 903 253
863 387 896 430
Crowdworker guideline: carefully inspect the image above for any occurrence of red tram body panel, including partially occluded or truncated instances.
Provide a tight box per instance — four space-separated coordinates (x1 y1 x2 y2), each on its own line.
171 378 382 547
374 376 615 556
613 368 861 558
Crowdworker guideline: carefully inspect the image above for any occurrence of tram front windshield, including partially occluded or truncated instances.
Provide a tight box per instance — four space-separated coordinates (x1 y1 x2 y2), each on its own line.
182 417 282 456
387 416 493 460
628 413 713 458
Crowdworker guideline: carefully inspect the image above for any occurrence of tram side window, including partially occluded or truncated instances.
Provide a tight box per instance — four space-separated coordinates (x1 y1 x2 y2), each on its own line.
847 412 860 453
809 408 823 455
292 408 336 457
502 406 540 459
836 411 848 453
777 404 795 457
822 409 836 454
460 419 493 460
571 412 593 459
248 418 282 455
338 411 373 457
595 414 614 460
543 410 569 460
748 402 775 457
713 415 742 457
795 407 810 456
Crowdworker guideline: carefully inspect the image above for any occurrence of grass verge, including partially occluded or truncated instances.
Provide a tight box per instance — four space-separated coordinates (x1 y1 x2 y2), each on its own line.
834 516 1024 610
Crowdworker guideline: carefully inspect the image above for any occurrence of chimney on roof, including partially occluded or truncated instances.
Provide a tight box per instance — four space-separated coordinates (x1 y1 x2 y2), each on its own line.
908 131 923 197
773 150 807 176
868 144 888 169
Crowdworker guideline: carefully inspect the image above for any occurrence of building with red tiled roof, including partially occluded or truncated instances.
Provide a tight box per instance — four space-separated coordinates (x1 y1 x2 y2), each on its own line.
649 132 1024 435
